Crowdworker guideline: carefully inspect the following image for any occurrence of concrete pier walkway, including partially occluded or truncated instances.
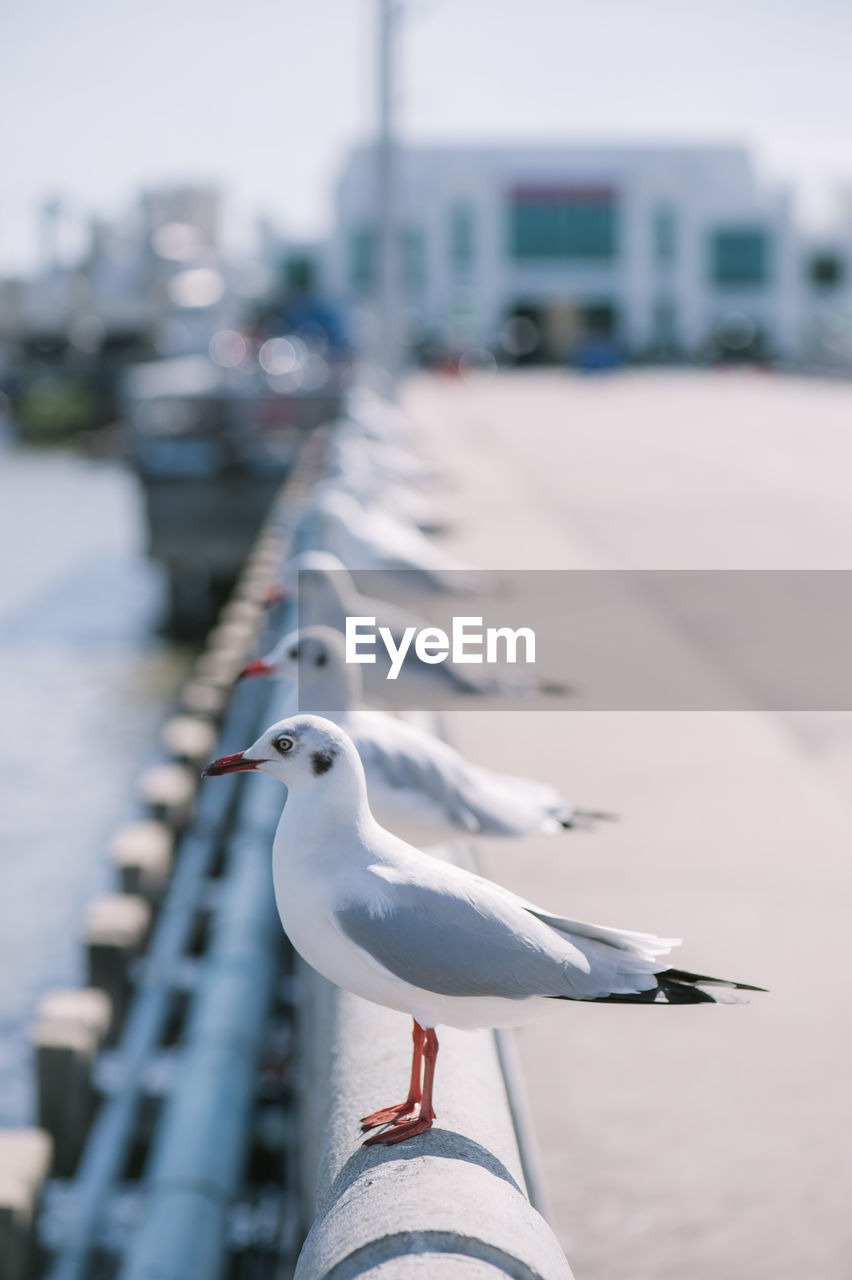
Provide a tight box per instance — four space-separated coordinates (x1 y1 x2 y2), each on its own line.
403 370 852 1280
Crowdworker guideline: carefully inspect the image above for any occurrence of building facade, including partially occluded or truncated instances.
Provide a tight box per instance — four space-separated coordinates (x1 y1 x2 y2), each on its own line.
329 143 807 364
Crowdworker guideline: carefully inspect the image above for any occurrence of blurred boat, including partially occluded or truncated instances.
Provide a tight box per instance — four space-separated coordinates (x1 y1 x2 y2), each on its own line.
124 355 343 637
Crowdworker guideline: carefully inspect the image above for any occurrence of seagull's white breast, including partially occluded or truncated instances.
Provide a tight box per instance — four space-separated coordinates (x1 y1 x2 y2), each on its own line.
269 823 554 1031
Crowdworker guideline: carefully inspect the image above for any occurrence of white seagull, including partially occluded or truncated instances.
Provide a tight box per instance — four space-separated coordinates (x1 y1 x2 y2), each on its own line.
303 487 471 592
323 441 445 533
329 417 438 483
240 625 610 845
344 388 415 445
263 551 542 699
203 715 765 1147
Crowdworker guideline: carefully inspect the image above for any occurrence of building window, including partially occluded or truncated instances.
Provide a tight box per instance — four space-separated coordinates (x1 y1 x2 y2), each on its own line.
509 187 618 261
349 227 375 293
653 205 676 266
809 253 844 289
710 228 770 287
449 202 475 275
348 225 425 294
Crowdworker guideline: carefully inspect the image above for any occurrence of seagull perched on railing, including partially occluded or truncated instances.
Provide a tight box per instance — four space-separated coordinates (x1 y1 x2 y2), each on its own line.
203 715 765 1147
240 625 610 845
332 420 440 487
344 388 416 445
323 441 445 533
303 487 471 592
262 551 557 700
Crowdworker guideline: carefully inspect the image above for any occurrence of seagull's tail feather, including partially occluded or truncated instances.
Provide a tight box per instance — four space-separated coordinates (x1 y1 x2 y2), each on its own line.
664 966 767 993
557 807 618 830
586 967 768 1005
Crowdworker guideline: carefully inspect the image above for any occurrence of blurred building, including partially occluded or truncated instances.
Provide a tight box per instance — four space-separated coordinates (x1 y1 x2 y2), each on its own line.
799 224 852 367
0 185 256 363
331 143 817 365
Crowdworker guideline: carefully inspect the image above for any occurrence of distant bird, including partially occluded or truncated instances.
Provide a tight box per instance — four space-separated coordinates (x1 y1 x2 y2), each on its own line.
240 625 610 845
203 715 765 1146
262 551 546 700
304 487 470 592
344 388 414 445
329 420 440 488
323 442 445 533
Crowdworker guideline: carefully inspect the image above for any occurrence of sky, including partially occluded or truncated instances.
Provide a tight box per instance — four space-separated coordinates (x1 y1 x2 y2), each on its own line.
1 0 851 271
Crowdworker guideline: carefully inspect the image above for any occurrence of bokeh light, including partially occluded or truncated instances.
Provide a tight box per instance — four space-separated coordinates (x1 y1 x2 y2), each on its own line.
209 329 248 367
258 337 299 375
458 346 498 375
151 222 204 262
499 316 539 357
168 268 225 308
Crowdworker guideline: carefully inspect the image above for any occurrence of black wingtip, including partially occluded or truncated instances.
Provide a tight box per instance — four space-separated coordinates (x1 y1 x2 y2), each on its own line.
537 679 574 698
560 808 619 829
551 966 768 1006
663 967 768 993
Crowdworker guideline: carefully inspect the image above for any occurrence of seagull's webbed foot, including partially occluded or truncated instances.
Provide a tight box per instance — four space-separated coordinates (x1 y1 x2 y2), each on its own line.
360 1100 419 1131
362 1022 438 1145
363 1111 434 1146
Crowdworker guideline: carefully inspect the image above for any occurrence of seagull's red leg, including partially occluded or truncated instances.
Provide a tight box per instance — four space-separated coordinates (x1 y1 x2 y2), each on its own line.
364 1028 438 1146
360 1020 425 1130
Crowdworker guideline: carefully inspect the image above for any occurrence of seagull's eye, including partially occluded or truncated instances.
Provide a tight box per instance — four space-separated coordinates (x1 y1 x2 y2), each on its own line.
315 652 327 667
274 736 294 755
288 648 299 660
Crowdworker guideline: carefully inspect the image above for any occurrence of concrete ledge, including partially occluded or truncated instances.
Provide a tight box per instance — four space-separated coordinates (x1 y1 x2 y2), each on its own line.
84 895 151 1042
180 679 230 720
30 988 111 1175
110 821 174 903
295 968 572 1280
0 1129 53 1280
138 763 196 829
161 716 218 768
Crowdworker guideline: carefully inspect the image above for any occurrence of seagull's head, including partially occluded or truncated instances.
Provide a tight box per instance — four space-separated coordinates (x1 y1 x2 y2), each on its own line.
238 623 354 695
264 550 350 609
284 549 349 589
203 714 363 794
244 623 350 684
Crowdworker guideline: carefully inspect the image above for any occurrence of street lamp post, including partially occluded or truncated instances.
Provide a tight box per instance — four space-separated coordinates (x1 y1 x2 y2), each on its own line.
376 0 400 393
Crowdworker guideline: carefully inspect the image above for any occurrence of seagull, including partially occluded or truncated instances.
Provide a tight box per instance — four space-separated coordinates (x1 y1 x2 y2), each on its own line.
262 551 546 700
344 388 414 445
240 625 610 845
203 715 765 1147
328 421 439 487
303 487 471 592
323 442 445 533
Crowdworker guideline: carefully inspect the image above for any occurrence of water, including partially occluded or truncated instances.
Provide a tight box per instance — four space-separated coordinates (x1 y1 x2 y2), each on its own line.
0 444 189 1124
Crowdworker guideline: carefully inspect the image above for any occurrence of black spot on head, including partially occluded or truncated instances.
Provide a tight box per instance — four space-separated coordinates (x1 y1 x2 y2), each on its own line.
288 646 299 660
311 749 336 776
315 651 327 668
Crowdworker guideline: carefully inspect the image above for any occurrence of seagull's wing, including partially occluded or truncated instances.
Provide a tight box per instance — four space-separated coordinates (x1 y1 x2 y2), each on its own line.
347 507 470 586
352 714 483 833
335 864 668 1001
352 712 566 836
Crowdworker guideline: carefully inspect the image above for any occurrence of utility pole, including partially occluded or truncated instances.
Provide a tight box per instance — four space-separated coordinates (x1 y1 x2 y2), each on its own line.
376 0 399 393
41 196 62 274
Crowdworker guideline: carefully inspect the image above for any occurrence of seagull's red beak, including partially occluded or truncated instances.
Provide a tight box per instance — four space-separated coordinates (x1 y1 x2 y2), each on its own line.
239 658 273 680
202 750 265 777
264 585 288 607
